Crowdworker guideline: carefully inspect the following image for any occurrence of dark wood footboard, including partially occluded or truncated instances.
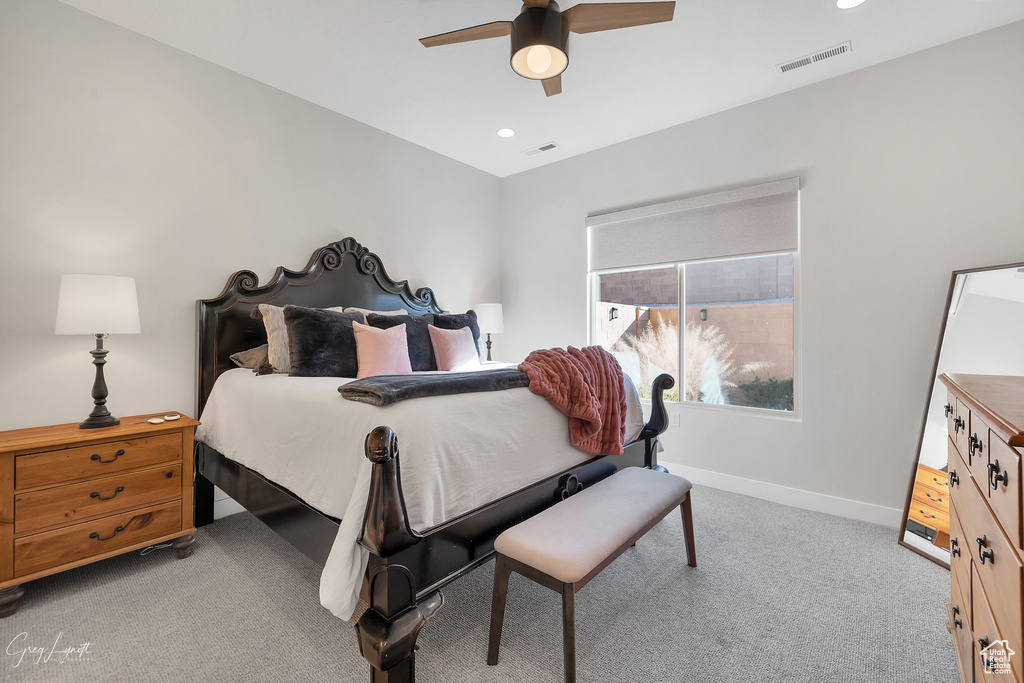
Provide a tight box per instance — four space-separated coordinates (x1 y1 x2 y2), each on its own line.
352 373 674 682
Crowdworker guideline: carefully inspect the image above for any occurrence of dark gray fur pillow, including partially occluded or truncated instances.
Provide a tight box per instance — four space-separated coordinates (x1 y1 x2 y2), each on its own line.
284 306 362 378
432 311 483 360
367 313 436 372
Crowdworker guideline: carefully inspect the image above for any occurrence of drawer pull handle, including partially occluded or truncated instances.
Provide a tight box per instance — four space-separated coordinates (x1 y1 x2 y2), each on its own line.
90 449 125 464
988 460 1008 491
948 470 959 487
925 492 944 503
968 433 984 457
952 606 962 629
951 538 961 558
90 486 125 501
944 403 954 418
978 638 998 672
954 417 964 434
918 510 936 519
977 535 994 564
89 525 125 542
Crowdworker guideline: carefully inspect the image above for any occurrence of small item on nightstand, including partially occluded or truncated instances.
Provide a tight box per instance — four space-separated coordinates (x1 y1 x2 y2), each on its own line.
164 414 181 421
147 418 165 424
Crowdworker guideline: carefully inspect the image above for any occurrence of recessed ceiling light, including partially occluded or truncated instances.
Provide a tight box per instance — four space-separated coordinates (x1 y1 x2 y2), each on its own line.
497 128 516 138
836 0 867 8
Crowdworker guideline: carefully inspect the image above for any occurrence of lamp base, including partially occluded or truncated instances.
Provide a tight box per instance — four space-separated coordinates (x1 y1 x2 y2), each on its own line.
79 334 120 430
79 414 120 430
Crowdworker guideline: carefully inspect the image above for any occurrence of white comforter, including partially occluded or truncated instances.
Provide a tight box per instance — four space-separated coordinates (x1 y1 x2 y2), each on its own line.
196 367 645 620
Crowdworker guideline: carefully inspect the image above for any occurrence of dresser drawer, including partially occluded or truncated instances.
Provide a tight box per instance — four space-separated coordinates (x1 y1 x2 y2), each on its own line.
958 489 1023 673
15 433 181 490
951 544 972 631
14 501 182 577
986 436 1022 553
948 602 973 683
966 409 994 488
955 397 974 468
950 499 973 621
14 465 181 536
973 571 1020 683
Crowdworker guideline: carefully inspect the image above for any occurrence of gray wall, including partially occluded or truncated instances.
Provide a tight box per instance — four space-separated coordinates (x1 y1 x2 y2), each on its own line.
498 20 1024 512
0 0 501 431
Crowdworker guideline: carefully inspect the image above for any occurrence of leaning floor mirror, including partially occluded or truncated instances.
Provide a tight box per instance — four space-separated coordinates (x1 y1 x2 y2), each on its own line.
900 261 1024 566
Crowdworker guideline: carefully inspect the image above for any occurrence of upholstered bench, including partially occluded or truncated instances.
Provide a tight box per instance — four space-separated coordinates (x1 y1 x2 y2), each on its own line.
486 466 695 683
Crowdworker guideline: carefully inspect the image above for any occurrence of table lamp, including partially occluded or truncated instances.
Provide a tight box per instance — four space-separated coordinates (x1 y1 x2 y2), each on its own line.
474 303 504 361
55 274 141 429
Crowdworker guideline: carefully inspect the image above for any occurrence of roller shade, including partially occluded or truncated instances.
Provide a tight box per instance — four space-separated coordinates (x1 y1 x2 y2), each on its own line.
588 177 799 272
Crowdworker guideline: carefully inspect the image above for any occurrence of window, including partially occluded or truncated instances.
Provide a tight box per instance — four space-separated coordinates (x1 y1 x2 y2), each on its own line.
594 266 680 401
588 178 798 414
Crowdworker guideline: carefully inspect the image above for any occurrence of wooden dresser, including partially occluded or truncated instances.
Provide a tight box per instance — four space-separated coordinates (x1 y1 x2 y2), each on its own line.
942 374 1024 683
0 413 199 617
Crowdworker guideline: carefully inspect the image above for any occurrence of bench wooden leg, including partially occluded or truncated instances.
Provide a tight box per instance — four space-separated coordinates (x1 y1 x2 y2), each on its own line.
561 582 576 683
680 494 696 567
487 554 513 666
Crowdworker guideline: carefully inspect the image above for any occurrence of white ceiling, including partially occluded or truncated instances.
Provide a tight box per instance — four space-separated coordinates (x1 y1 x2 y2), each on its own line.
57 0 1024 178
966 266 1024 304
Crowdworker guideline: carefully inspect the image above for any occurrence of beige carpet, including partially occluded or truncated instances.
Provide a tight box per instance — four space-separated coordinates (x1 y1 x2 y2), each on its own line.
0 485 957 682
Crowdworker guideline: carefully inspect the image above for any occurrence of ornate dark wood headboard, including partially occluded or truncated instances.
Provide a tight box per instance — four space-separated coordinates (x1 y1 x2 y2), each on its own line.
196 237 444 417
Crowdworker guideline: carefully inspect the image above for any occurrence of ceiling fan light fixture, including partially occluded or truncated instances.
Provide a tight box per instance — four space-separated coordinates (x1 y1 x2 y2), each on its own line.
510 3 568 80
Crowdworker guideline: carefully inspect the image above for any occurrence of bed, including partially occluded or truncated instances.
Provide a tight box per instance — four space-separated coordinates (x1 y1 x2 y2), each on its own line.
193 237 673 683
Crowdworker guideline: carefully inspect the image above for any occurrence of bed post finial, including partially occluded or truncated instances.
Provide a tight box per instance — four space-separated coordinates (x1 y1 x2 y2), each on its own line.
359 426 421 558
640 373 674 472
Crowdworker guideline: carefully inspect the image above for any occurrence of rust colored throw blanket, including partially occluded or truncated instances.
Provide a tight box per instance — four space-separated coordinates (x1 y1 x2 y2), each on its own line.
518 346 627 456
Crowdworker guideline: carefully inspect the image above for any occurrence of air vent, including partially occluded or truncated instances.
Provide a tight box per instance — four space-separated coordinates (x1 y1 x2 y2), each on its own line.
777 41 852 75
522 142 559 156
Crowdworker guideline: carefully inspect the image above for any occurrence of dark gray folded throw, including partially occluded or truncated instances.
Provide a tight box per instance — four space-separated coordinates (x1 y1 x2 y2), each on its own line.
339 369 530 406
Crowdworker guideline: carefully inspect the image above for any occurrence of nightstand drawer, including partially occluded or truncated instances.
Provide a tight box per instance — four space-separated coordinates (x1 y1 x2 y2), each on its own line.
14 465 182 536
916 463 950 496
15 433 181 490
14 501 182 577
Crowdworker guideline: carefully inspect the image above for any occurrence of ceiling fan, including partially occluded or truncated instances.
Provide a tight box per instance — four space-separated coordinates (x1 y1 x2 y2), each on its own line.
419 1 676 97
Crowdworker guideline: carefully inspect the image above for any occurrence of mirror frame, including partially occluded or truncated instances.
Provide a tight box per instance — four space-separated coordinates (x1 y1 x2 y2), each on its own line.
899 260 1024 568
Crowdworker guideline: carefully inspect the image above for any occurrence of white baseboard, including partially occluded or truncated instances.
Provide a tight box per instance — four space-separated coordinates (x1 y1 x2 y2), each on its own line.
660 461 903 528
208 464 901 527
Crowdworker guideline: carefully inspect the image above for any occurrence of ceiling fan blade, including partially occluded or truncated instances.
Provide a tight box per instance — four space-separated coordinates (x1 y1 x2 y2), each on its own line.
564 1 675 34
542 74 562 97
524 0 551 6
420 21 513 48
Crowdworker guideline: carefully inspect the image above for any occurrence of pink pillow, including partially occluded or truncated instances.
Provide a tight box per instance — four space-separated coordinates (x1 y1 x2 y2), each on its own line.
428 325 482 372
353 321 413 378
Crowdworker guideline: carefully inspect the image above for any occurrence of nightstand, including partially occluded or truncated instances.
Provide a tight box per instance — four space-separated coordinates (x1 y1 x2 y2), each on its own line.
0 413 199 617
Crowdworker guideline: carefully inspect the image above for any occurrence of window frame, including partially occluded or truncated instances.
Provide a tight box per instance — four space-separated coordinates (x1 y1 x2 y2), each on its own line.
589 250 801 420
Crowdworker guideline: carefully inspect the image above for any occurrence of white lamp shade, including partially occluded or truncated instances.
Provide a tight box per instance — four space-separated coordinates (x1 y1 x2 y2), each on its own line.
55 274 141 335
474 303 504 334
